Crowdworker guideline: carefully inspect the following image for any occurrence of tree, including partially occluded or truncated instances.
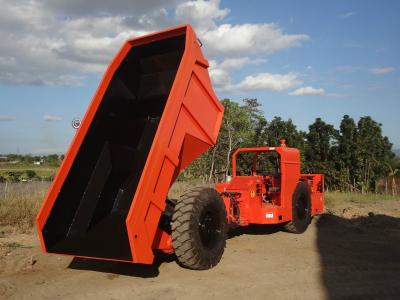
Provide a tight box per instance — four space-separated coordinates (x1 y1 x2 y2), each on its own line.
182 99 254 182
338 115 358 191
218 99 253 177
6 171 23 182
387 165 398 196
355 117 394 192
45 154 61 166
265 117 306 149
305 118 339 188
242 98 268 146
179 100 395 193
26 170 37 180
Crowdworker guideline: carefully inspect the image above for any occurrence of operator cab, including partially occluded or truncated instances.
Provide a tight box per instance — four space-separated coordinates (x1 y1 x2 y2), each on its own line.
236 148 282 204
257 151 281 203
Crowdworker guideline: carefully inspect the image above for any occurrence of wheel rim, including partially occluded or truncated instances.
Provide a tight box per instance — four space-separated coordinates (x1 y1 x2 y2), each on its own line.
198 208 221 249
296 194 308 220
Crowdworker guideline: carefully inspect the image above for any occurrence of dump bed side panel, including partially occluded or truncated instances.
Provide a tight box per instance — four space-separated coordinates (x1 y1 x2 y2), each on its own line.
126 27 223 263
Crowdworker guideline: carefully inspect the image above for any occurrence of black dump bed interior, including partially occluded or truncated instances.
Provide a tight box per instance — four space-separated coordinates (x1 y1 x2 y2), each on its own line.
42 34 185 261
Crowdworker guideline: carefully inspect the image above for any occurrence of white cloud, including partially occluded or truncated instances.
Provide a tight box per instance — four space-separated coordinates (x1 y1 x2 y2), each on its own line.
218 57 267 70
0 115 16 121
0 0 178 85
0 56 16 66
209 57 267 88
209 67 231 87
222 72 301 92
0 0 309 86
209 57 298 93
370 67 395 75
175 0 229 31
43 114 63 122
336 66 396 76
175 1 308 56
288 86 325 96
209 59 230 86
339 12 356 18
41 0 181 17
202 23 309 56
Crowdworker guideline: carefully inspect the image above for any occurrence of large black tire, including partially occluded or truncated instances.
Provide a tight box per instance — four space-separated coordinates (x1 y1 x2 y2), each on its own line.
171 187 227 270
284 181 311 234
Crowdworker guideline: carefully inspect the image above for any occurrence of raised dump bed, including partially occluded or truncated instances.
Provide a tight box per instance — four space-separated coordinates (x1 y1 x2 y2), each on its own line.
36 25 223 264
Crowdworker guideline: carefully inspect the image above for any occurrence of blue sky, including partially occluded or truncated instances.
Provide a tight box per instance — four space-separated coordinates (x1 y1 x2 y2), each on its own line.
0 0 399 154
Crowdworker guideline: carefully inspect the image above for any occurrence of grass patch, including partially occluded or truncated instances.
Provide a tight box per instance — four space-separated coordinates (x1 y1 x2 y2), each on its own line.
325 191 399 209
0 182 50 231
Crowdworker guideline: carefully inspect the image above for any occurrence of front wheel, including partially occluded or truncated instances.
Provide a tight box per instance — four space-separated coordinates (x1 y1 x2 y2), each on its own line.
171 187 227 270
284 181 311 234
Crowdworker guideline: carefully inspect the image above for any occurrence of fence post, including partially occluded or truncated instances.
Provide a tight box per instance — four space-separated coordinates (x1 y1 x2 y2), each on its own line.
4 181 8 200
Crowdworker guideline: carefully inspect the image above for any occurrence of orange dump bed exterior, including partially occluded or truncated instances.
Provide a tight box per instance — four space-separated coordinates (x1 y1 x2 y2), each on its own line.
36 25 223 264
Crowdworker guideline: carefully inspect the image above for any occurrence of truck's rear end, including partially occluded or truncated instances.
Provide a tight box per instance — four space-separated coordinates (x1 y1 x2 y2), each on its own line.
36 25 223 264
216 143 324 228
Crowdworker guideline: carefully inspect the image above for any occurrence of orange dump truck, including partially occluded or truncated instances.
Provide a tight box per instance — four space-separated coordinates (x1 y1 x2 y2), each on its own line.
37 25 324 270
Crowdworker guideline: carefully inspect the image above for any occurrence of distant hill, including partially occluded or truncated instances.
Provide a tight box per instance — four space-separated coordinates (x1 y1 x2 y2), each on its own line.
394 149 400 157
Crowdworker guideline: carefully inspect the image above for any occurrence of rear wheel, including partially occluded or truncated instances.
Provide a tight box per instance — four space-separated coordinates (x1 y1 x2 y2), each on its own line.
172 187 227 270
284 182 311 234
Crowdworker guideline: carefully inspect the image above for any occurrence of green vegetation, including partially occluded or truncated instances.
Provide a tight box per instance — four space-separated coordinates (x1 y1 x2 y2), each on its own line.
25 170 37 180
182 98 398 194
0 99 397 193
0 154 61 182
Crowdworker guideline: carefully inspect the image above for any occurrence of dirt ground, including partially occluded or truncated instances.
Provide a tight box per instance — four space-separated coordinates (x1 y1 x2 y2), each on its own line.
1 199 399 300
